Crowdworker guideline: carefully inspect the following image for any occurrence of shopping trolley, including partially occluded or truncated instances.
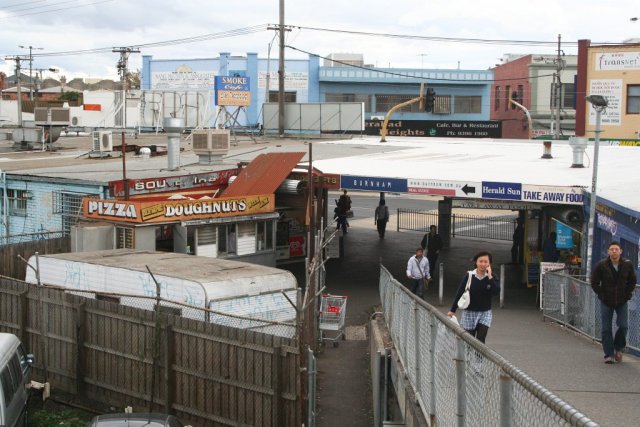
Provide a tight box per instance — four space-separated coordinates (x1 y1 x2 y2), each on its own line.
319 294 348 347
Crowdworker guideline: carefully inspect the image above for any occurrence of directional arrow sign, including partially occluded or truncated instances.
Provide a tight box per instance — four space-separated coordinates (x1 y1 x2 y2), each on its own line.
462 184 476 195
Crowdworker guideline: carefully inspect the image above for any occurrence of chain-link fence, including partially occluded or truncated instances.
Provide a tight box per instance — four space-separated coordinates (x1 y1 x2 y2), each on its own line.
543 271 640 353
379 265 598 427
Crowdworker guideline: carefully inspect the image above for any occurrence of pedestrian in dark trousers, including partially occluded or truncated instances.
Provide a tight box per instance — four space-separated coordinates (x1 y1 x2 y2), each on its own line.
447 251 500 343
421 225 443 276
590 241 637 364
406 248 430 297
374 200 390 238
511 218 524 264
336 190 352 235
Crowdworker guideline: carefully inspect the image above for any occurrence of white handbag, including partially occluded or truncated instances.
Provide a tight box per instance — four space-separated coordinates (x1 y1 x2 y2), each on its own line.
457 272 473 309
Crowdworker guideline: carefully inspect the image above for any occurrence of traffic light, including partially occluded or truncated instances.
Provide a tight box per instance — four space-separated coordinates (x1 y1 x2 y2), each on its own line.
510 90 519 109
425 88 436 112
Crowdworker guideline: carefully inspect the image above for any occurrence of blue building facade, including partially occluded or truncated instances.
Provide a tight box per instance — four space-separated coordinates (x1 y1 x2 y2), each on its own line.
141 53 493 128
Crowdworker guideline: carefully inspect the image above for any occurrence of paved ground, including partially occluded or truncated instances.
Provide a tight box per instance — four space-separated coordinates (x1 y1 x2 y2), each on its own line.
300 214 640 427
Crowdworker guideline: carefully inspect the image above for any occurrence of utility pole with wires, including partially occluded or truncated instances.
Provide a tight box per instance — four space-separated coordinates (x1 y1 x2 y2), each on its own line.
112 46 140 130
4 55 25 126
553 34 564 140
19 45 43 101
113 47 139 201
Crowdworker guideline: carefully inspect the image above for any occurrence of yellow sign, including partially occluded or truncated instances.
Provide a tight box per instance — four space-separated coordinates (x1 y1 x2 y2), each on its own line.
83 194 274 224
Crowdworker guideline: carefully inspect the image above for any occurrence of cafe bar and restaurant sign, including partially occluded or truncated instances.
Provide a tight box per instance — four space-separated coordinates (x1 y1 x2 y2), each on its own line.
365 119 502 138
109 169 238 198
83 194 274 224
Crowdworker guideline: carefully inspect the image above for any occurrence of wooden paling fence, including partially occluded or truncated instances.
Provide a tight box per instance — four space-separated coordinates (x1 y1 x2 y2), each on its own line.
0 276 301 426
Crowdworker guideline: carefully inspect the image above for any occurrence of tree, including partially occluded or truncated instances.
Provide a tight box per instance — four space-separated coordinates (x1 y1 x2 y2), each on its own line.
126 69 140 90
58 91 81 102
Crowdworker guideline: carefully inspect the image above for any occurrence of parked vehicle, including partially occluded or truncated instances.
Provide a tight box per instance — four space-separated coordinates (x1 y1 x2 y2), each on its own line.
90 412 184 427
25 249 298 337
0 333 33 427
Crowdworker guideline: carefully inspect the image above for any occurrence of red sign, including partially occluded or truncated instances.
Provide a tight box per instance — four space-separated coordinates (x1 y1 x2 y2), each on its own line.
109 169 238 198
289 235 306 257
83 104 102 111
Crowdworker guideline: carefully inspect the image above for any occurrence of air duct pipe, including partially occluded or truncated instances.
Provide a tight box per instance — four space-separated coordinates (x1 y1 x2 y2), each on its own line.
568 136 588 168
163 117 185 170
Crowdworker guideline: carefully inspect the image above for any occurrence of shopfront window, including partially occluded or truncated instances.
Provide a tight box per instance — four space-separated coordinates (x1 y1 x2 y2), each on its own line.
256 220 274 251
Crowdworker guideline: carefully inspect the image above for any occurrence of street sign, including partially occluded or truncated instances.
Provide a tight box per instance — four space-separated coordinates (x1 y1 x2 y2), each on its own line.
408 179 481 197
481 181 522 200
341 175 408 192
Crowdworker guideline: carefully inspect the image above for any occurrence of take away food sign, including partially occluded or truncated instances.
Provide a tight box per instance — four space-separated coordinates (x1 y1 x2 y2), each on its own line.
83 194 274 224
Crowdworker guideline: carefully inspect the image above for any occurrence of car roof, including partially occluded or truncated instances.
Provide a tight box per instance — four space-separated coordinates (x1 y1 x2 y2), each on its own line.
90 413 183 427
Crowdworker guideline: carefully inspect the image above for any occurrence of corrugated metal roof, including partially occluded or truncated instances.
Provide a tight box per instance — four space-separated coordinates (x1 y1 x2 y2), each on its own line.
222 152 305 197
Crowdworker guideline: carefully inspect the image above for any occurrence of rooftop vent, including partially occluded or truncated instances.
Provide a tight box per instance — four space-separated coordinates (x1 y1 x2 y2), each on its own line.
568 137 588 168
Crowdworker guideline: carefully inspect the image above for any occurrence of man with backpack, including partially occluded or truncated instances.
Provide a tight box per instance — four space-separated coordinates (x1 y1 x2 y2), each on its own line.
374 199 390 238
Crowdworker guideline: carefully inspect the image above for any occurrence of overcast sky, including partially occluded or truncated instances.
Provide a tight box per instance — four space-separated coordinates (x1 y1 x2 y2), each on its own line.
1 0 638 81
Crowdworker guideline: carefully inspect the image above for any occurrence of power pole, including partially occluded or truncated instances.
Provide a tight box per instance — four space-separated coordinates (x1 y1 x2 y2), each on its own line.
278 0 285 136
4 56 25 126
19 45 43 101
112 47 140 130
553 34 563 140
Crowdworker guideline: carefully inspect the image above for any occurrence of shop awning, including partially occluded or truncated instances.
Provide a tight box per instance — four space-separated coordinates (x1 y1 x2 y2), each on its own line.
222 152 305 197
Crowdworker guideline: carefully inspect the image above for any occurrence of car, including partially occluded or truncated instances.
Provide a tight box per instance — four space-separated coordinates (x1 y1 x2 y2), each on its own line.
90 413 184 427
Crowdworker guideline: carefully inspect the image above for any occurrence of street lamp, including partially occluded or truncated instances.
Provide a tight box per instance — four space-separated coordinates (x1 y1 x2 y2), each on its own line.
18 45 44 101
584 94 608 277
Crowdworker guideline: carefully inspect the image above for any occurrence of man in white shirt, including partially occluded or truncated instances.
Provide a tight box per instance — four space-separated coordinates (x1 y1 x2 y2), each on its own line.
406 247 431 297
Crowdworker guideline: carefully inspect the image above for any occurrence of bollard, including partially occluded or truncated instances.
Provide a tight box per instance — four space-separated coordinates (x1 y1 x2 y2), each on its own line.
500 264 505 308
438 262 444 306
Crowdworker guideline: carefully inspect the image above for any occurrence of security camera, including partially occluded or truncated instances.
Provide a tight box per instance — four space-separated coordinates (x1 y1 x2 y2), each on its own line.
585 95 608 107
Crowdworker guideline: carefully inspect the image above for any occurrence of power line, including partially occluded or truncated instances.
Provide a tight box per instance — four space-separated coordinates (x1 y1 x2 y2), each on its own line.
0 0 52 10
33 24 269 57
1 0 80 14
283 24 578 47
286 45 556 83
0 0 114 21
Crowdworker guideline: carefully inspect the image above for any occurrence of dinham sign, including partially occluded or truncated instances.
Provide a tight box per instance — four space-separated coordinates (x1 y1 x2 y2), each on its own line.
83 194 274 224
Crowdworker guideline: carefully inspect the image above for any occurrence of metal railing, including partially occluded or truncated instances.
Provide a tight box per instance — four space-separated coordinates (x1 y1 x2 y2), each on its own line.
397 209 516 241
379 264 598 426
542 271 640 353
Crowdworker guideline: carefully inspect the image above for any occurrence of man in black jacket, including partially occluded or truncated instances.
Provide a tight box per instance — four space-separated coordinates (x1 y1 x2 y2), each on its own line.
590 241 637 364
421 225 443 277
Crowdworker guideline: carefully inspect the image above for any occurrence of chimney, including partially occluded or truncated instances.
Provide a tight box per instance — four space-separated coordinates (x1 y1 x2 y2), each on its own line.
568 137 588 168
541 140 553 159
163 117 185 170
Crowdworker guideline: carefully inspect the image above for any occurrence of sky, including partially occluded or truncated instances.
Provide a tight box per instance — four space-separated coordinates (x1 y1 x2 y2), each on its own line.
1 0 639 82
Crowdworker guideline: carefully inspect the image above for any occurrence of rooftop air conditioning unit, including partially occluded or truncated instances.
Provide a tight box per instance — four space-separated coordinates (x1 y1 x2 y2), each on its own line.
192 129 230 164
71 116 82 127
92 131 113 152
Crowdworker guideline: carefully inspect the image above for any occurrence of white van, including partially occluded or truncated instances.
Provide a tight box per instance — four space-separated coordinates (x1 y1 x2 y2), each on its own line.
0 334 33 427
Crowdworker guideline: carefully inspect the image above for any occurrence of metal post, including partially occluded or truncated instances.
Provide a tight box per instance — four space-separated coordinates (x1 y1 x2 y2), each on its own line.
307 346 316 427
438 262 444 306
500 264 505 308
413 301 421 396
278 0 285 136
585 104 603 277
455 337 466 427
554 34 562 141
499 371 513 427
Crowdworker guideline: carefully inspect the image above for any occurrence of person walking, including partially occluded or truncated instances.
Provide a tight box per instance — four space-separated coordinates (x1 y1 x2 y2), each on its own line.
511 218 524 264
374 200 390 238
590 241 637 364
336 189 352 235
421 225 443 276
406 248 430 297
447 251 500 343
542 231 559 262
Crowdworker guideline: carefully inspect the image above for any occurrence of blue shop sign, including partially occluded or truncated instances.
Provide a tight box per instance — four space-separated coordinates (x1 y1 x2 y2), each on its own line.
341 176 408 192
481 181 522 201
556 222 574 249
